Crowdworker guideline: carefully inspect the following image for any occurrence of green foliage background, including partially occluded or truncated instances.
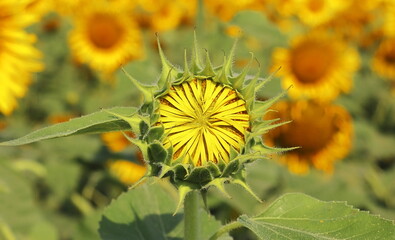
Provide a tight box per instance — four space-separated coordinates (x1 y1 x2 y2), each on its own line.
1 10 395 240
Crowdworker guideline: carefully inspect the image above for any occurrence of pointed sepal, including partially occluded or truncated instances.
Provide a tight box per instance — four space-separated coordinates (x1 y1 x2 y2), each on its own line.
174 184 193 215
174 49 192 85
156 36 178 90
232 178 263 203
255 66 281 93
251 90 288 122
241 69 260 111
230 52 254 90
223 38 238 77
199 49 216 77
214 55 231 85
204 178 231 199
190 32 203 73
122 68 155 104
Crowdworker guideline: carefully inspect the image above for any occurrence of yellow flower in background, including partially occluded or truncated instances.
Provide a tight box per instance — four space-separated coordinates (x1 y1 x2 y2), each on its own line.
102 131 146 185
101 131 135 152
264 100 353 174
0 0 44 115
22 0 52 19
383 0 395 37
225 25 243 38
135 0 196 32
107 160 147 184
68 1 143 76
272 32 359 101
48 114 75 124
0 120 6 131
267 0 296 17
293 0 349 27
373 39 395 79
159 79 250 166
204 0 265 21
324 0 383 44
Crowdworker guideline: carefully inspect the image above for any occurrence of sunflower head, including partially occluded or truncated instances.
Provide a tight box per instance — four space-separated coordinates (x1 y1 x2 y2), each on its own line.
272 32 359 101
68 1 143 77
373 38 395 79
107 34 287 209
264 100 353 174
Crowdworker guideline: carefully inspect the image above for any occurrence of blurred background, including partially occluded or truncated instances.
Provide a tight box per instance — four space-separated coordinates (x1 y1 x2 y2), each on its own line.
1 0 395 239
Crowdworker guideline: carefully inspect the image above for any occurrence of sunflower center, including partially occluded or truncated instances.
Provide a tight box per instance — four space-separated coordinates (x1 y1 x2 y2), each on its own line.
159 79 250 166
384 49 395 65
270 102 337 155
291 41 334 84
88 13 124 49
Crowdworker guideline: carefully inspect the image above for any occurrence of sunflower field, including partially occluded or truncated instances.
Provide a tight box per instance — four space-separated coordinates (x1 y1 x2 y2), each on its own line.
1 0 395 239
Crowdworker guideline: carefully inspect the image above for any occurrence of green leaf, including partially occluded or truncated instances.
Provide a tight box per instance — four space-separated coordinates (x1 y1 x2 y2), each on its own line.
99 179 231 240
238 193 395 240
46 161 81 202
0 107 137 146
0 160 42 239
29 221 58 240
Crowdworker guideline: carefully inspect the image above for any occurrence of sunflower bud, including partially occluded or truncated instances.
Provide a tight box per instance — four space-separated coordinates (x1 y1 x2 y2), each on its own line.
108 34 289 211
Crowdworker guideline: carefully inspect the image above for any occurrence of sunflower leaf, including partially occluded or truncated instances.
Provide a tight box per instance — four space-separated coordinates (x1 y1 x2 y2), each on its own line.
0 107 137 146
238 193 395 240
99 179 231 240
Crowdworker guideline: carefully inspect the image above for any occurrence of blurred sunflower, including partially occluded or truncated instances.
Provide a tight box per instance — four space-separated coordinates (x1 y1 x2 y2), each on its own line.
383 0 395 37
293 0 349 27
51 0 81 16
373 39 395 79
22 0 52 18
0 0 44 115
68 1 143 77
107 160 147 184
204 0 265 21
0 121 6 131
102 131 146 184
48 114 75 124
263 0 296 32
324 0 378 43
272 32 359 101
135 0 196 32
101 131 135 152
264 100 353 174
268 0 296 17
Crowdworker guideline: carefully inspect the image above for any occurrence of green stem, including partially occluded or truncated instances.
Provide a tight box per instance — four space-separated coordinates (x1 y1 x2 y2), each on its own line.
184 190 200 240
209 221 243 240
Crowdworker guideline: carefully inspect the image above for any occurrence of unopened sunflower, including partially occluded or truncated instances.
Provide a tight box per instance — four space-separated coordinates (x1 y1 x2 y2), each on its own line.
373 39 395 79
272 32 359 101
68 1 143 76
264 100 353 174
105 35 289 208
0 0 44 115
